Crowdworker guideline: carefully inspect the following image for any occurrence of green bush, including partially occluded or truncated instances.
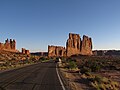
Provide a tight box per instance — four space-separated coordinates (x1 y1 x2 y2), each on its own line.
68 61 77 69
85 60 101 72
39 57 46 61
91 63 101 72
90 76 119 90
80 67 91 75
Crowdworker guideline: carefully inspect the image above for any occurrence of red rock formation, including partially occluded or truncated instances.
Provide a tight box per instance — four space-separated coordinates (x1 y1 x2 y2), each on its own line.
48 45 66 57
25 50 30 55
0 43 4 50
22 48 30 55
81 35 92 55
66 33 81 56
4 39 11 49
66 33 93 56
10 39 16 50
0 39 16 52
22 48 26 54
48 33 93 57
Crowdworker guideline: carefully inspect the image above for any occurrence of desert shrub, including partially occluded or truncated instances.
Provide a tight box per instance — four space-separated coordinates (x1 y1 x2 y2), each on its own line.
91 81 105 90
39 57 46 61
61 59 66 63
61 57 66 61
90 76 119 90
90 63 101 72
30 57 36 61
66 57 76 62
85 60 101 72
64 58 78 69
94 76 103 83
68 61 77 69
80 67 91 75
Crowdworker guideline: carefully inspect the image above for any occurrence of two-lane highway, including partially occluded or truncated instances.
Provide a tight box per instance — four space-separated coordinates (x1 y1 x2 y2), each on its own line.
0 61 64 90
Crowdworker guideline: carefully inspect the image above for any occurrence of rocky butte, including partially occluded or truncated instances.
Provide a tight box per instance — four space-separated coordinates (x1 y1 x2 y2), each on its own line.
48 45 66 57
0 39 17 52
48 33 93 57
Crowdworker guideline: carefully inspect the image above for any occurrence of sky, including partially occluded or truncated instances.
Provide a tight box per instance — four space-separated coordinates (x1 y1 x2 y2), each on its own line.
0 0 120 52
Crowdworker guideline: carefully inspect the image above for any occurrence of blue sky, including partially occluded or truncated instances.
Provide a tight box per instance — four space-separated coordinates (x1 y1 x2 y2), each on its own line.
0 0 120 52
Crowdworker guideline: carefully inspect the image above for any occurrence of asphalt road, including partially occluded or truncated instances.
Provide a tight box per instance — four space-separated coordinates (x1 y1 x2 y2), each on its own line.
0 61 64 90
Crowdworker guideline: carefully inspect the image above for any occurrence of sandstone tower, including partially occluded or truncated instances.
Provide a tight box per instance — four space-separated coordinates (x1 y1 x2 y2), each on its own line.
0 39 16 52
66 33 81 56
66 33 93 56
48 33 93 57
81 35 92 55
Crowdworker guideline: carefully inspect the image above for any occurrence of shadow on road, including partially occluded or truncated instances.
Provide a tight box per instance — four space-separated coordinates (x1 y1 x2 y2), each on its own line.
0 86 5 90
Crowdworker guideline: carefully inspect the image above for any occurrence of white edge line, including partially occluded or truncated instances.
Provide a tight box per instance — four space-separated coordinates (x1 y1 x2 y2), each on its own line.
56 64 66 90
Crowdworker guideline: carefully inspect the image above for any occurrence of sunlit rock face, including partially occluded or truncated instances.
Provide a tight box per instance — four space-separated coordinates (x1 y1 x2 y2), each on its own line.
66 33 93 56
48 45 66 57
0 39 16 52
22 48 30 55
66 33 81 56
48 33 93 57
80 35 93 55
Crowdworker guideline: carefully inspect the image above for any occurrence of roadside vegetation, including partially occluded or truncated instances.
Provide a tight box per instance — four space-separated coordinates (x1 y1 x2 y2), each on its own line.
39 57 49 62
0 51 48 71
60 55 120 90
65 58 78 70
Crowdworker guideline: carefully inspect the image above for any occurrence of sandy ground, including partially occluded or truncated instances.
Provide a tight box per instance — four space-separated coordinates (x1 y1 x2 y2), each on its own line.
98 70 120 84
58 63 93 90
59 63 120 90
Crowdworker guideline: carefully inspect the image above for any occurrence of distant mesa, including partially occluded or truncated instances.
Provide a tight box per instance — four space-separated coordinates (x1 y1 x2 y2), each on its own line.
93 50 120 56
31 52 48 56
48 33 93 57
0 39 17 52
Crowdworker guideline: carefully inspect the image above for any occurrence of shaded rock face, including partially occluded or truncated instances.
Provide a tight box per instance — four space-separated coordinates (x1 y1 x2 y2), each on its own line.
0 39 16 52
66 33 92 56
48 45 66 57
